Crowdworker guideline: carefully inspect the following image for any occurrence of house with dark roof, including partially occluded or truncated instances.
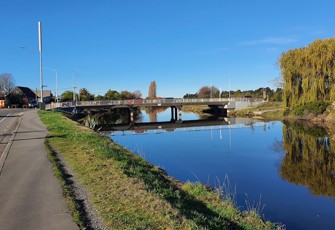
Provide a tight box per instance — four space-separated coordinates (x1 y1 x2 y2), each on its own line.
8 86 37 107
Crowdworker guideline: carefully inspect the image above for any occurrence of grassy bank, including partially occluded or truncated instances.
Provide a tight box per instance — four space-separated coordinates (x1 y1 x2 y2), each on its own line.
39 110 281 230
181 105 208 114
230 102 283 120
181 102 284 120
283 101 335 123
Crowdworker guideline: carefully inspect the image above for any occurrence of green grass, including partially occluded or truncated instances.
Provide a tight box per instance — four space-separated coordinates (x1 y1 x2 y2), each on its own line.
181 105 208 113
39 110 281 230
45 140 89 229
232 102 283 120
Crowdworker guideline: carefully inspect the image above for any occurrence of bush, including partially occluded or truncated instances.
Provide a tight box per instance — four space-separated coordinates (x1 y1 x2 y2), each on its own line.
292 101 330 116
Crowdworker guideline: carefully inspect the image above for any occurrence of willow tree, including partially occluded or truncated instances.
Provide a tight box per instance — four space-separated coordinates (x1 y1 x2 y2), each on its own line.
279 38 335 109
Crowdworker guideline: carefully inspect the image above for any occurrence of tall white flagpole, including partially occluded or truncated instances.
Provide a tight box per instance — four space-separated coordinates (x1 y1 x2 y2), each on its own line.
38 21 43 104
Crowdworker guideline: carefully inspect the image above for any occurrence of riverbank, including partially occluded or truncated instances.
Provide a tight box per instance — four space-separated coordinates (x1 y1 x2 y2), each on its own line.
282 102 335 129
38 111 281 230
228 102 283 120
233 101 335 127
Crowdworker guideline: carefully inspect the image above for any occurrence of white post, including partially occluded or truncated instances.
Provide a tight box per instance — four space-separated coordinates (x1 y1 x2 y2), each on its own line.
38 21 43 103
56 71 58 102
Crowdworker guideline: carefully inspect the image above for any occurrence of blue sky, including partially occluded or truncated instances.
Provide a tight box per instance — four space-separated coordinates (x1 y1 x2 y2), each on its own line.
0 0 334 98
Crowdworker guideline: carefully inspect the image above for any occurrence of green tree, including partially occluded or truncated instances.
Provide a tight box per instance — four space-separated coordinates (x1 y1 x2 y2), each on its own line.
105 89 121 100
79 88 94 101
61 90 74 102
94 94 105 101
120 90 142 99
279 38 335 109
183 93 198 99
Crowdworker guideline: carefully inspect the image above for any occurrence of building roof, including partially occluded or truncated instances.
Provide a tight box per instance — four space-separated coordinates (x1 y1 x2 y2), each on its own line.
34 90 52 98
12 86 37 99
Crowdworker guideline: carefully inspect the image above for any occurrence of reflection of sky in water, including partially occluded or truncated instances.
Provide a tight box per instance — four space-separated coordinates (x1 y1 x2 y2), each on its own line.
110 113 335 230
140 109 200 122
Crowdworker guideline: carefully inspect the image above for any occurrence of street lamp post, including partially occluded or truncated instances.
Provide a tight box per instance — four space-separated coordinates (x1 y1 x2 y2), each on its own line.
38 21 43 104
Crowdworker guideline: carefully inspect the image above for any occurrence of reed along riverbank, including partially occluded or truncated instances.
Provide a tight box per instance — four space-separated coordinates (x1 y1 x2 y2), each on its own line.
38 110 281 230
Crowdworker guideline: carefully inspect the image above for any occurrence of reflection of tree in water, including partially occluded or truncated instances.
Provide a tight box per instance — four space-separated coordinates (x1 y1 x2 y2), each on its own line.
82 108 142 129
144 107 169 122
280 122 335 198
148 111 157 123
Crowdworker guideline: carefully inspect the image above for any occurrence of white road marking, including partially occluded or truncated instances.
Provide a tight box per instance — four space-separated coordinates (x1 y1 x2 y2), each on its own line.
0 113 11 123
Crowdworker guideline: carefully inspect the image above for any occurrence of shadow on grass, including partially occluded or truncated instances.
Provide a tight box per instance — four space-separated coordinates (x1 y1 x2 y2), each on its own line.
111 149 244 230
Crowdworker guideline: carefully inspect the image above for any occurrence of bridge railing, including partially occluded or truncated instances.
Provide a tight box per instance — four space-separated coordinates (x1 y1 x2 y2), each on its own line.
45 97 264 110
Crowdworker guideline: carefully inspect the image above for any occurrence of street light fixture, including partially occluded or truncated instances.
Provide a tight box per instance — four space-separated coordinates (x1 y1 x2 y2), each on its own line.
44 67 58 102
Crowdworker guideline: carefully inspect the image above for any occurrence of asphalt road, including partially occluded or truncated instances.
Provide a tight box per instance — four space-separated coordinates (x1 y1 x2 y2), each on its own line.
0 109 78 230
0 109 21 157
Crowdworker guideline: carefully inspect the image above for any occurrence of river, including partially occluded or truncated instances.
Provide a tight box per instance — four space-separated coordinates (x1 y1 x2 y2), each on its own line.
106 109 335 230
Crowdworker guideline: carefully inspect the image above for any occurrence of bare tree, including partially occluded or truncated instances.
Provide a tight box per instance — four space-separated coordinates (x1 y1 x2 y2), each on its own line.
148 81 157 99
133 90 142 99
0 73 15 95
270 76 284 89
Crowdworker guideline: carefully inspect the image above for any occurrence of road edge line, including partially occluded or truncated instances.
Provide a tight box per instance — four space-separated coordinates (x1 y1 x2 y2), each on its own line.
0 112 23 175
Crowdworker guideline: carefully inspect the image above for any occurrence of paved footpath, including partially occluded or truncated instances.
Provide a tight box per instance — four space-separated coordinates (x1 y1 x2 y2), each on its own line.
0 110 78 230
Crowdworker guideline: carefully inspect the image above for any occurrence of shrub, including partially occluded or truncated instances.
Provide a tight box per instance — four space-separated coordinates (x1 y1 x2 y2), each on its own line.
292 101 330 116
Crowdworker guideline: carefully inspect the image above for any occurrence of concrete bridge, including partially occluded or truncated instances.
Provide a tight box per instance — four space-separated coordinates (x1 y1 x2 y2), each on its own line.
46 97 263 120
46 97 263 110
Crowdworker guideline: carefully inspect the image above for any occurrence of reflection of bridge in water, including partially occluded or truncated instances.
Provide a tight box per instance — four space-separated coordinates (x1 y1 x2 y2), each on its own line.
99 117 264 135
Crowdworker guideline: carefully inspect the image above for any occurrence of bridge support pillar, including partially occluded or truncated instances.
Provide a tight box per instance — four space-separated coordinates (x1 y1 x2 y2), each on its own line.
170 106 178 121
127 106 134 122
170 106 183 121
130 111 134 122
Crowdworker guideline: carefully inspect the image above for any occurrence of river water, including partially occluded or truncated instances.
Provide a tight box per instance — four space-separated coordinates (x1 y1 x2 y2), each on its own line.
107 109 335 230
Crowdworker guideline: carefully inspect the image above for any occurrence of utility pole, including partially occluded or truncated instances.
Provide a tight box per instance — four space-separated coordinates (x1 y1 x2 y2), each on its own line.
72 72 76 102
38 21 43 104
73 86 77 101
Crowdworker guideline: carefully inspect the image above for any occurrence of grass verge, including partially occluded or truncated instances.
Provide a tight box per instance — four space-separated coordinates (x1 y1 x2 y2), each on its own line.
45 140 91 229
39 110 282 230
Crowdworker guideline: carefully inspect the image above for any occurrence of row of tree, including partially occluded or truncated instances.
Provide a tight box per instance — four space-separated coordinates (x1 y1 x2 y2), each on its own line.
61 80 158 102
279 38 335 109
60 89 143 102
183 86 283 102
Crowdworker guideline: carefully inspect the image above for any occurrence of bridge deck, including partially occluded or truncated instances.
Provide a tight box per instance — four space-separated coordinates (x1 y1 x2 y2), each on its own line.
46 98 263 110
